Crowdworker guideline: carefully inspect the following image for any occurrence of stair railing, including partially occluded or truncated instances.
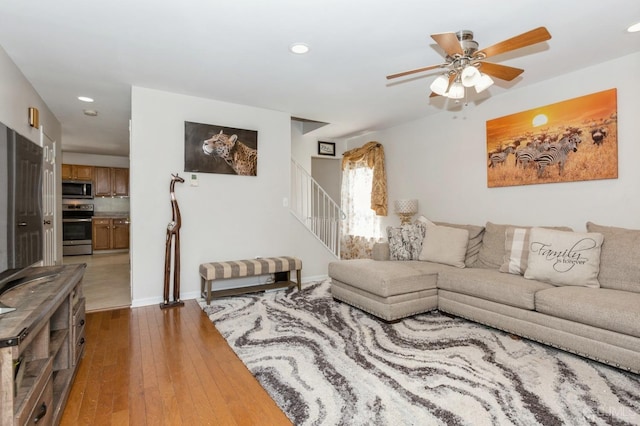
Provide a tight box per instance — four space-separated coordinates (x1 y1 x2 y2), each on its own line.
290 159 345 258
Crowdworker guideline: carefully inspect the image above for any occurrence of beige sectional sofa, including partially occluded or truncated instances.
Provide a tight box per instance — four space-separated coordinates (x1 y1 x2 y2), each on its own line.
328 220 640 373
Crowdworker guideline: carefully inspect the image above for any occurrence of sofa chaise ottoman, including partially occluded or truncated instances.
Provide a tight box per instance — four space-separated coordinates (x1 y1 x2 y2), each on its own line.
329 259 439 321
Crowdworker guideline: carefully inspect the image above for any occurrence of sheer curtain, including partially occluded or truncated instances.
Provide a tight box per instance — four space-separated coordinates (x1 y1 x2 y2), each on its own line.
340 142 387 259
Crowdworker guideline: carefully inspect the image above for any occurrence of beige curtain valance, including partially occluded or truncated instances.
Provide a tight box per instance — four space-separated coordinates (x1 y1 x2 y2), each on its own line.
342 141 387 216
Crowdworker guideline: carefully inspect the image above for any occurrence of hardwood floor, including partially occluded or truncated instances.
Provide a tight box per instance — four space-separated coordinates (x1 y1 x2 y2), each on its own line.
60 300 292 425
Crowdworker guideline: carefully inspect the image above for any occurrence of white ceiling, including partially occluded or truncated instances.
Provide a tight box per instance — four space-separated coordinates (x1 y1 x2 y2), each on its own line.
0 1 638 157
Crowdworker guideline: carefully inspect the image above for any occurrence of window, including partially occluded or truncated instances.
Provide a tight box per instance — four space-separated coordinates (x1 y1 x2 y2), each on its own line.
339 141 388 259
341 163 382 240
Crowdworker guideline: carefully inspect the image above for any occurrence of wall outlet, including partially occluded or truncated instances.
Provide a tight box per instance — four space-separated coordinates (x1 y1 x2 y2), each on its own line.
282 197 289 207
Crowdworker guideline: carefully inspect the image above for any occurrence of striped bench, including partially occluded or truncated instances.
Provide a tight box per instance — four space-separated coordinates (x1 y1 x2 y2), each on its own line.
200 256 302 305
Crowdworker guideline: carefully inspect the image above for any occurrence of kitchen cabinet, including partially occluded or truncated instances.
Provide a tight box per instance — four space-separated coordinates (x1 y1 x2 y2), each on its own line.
92 218 111 251
61 164 93 181
112 218 130 249
0 265 86 425
94 167 129 197
92 217 130 251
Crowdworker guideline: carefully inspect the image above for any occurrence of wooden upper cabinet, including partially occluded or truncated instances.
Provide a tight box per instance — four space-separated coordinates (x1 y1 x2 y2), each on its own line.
94 166 112 196
94 166 129 197
62 164 94 180
113 168 129 197
61 163 72 180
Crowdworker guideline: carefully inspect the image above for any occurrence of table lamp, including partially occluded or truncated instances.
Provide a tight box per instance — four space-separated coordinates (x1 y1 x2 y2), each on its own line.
395 199 418 225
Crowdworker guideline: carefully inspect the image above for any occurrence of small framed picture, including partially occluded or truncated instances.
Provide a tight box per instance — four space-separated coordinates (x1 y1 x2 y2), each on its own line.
318 141 336 156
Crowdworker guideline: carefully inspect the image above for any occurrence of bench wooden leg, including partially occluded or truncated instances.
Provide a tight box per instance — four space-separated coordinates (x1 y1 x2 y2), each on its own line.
296 268 302 291
200 276 213 305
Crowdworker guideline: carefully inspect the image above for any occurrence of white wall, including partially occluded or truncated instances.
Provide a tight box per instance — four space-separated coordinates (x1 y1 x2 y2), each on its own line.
0 46 64 263
348 53 640 233
291 120 313 169
0 47 61 146
312 157 342 203
130 87 335 306
290 120 347 169
62 152 129 168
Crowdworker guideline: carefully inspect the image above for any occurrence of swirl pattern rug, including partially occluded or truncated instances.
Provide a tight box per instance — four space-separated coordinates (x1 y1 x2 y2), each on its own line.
200 281 640 425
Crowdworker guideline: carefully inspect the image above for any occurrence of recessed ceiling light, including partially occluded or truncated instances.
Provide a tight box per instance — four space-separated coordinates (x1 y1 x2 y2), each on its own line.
83 109 98 117
78 96 94 102
627 22 640 32
289 43 310 54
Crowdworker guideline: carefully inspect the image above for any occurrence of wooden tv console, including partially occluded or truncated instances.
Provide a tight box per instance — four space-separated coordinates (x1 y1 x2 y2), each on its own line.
0 264 86 425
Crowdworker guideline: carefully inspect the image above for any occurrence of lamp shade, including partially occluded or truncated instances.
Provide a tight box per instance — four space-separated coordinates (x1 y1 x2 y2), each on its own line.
430 75 450 96
461 66 481 87
447 82 465 99
475 74 494 93
394 199 418 214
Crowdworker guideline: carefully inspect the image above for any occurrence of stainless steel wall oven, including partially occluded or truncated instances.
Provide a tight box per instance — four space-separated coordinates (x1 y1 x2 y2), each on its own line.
62 204 94 256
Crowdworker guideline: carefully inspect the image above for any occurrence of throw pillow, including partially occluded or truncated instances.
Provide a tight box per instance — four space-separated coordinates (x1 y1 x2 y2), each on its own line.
435 221 485 267
415 215 435 227
524 227 604 288
418 223 469 268
386 224 425 261
499 227 530 275
586 222 640 293
476 222 523 270
475 222 574 270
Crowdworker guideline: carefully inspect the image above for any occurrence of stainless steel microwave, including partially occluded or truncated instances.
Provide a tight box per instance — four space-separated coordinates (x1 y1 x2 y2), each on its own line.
62 180 93 199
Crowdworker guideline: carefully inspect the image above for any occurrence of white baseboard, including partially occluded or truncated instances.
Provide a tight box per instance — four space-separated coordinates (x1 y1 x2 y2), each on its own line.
131 290 201 308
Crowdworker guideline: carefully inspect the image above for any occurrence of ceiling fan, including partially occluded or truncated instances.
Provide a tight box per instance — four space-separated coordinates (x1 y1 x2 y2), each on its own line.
386 27 551 100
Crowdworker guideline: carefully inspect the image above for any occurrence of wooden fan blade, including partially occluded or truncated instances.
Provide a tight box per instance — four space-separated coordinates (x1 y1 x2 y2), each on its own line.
386 63 445 80
431 32 463 57
476 27 551 59
479 62 524 81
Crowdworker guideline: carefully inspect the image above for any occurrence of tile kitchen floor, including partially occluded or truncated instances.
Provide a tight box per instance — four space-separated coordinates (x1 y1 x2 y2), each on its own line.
63 252 131 312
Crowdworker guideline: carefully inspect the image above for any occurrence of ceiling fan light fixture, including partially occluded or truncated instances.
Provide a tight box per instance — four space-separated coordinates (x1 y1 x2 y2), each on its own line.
387 27 552 104
448 82 465 99
430 74 450 96
475 74 494 93
461 65 481 87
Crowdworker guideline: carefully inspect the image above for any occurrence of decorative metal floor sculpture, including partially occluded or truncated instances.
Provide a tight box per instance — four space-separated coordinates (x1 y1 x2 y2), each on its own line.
161 173 185 309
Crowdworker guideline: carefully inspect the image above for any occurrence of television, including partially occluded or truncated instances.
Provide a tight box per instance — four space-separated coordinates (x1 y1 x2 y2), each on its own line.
0 122 44 313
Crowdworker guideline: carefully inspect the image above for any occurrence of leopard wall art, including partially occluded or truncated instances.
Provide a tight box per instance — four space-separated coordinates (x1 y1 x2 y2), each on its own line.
202 130 257 176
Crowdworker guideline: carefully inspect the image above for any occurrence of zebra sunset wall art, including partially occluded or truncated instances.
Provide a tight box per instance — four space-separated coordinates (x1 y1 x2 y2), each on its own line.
486 88 617 188
184 121 258 176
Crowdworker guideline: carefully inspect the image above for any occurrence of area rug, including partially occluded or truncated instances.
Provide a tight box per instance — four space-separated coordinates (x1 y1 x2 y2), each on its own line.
200 280 640 425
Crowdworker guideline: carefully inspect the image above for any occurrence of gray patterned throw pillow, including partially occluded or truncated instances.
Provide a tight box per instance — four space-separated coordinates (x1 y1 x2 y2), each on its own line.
387 223 426 260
